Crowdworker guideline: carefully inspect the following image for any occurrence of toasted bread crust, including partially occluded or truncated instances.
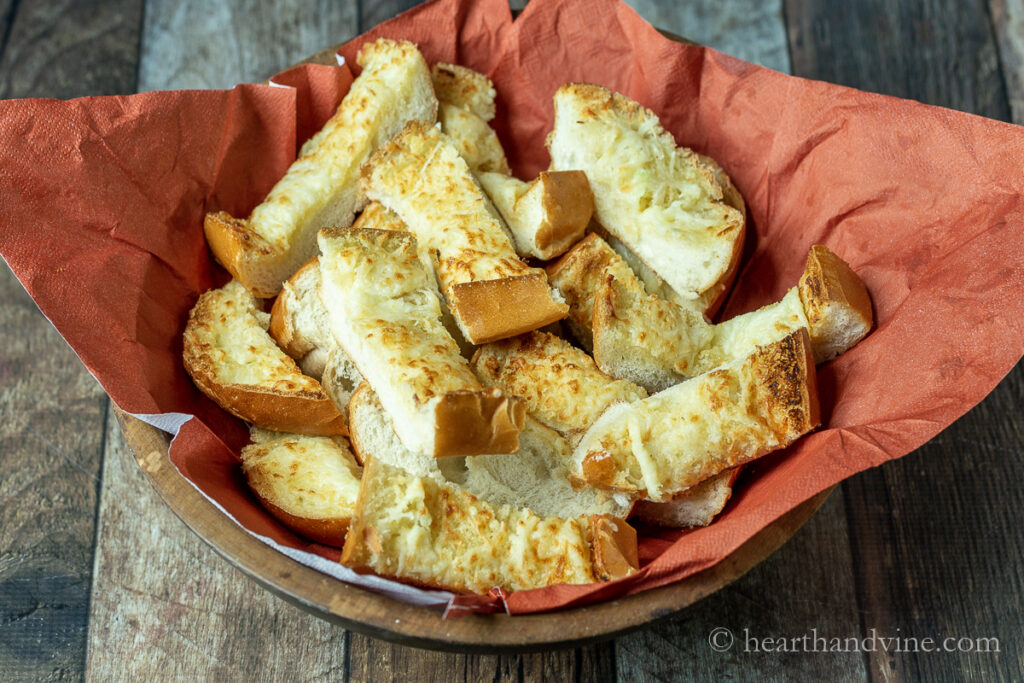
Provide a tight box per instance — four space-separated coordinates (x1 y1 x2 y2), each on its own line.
252 494 352 547
589 515 639 581
203 212 279 298
351 201 407 232
432 387 526 457
799 245 873 363
183 282 347 435
530 171 593 257
448 274 569 345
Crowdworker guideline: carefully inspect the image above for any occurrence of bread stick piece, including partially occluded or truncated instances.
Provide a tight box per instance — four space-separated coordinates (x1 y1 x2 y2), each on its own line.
340 458 637 593
548 83 745 306
478 171 593 260
573 329 819 501
360 120 567 344
241 429 361 546
182 280 347 435
204 39 436 297
799 245 873 363
317 227 523 457
431 62 496 121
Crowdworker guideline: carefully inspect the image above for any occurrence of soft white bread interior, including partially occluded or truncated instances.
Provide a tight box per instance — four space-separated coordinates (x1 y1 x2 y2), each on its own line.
360 119 567 344
631 469 737 528
471 331 647 446
472 330 735 528
799 245 873 363
204 39 437 298
183 280 347 435
545 233 644 352
240 428 362 546
269 257 339 380
477 171 593 260
573 329 819 501
547 83 744 307
317 227 524 457
340 458 638 593
431 62 497 121
346 381 465 481
463 418 633 519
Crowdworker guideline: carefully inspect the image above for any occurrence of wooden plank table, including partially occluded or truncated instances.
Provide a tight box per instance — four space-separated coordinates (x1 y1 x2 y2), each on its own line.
0 0 1021 680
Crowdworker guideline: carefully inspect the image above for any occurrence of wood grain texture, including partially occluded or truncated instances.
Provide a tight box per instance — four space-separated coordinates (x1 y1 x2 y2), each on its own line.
0 0 142 98
989 0 1024 123
0 1 141 680
357 0 423 34
786 0 1010 120
84 414 350 681
787 0 1023 680
616 494 866 682
625 0 791 72
138 0 358 91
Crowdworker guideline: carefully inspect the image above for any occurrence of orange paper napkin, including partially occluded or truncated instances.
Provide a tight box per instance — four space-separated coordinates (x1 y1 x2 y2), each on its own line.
2 0 1023 615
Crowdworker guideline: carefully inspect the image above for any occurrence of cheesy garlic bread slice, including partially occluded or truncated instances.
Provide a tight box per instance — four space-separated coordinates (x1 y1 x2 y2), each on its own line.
341 458 638 593
572 329 819 502
547 83 745 310
317 227 524 457
182 280 347 435
204 39 436 298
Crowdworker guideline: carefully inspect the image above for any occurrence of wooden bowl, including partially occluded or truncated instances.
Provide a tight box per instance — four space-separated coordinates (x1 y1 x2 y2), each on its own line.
117 409 831 653
119 31 831 652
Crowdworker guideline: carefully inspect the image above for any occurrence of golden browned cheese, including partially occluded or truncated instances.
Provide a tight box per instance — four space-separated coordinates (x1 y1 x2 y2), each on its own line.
572 329 819 501
341 459 602 593
431 62 497 122
547 83 744 304
360 120 566 343
241 429 362 547
471 331 647 445
546 233 643 351
182 280 346 435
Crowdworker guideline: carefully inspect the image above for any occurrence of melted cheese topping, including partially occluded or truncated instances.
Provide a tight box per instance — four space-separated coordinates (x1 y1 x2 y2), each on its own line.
574 347 791 501
362 122 537 288
197 281 322 391
350 460 596 593
248 39 434 247
549 85 742 298
473 332 647 444
695 288 808 374
241 433 361 519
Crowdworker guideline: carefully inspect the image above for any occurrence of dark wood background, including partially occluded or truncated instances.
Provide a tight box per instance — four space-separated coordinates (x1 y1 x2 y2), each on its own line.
0 0 1021 680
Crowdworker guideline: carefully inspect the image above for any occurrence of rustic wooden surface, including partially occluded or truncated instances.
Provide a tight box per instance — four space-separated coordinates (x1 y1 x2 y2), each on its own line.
0 0 1021 680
